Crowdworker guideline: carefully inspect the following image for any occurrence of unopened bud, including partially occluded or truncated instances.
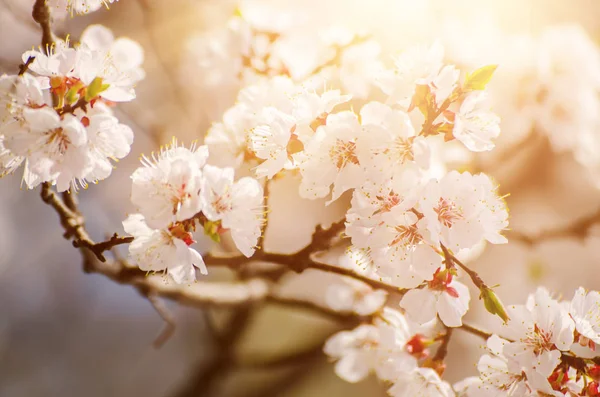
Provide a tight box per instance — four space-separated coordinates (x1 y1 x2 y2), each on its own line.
481 287 510 323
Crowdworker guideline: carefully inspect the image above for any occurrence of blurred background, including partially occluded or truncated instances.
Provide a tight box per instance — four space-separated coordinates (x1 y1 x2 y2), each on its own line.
2 0 600 396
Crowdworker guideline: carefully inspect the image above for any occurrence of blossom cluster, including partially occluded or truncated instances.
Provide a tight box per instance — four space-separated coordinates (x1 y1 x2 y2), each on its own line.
183 1 384 110
324 286 600 397
204 38 508 328
324 307 453 394
0 25 143 192
458 287 600 397
123 140 265 284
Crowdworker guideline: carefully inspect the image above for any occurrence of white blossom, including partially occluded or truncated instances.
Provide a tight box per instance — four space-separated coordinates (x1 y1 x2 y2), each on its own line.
248 107 297 178
80 24 146 86
51 0 119 15
122 214 207 284
356 101 430 180
388 367 455 397
419 171 509 252
200 165 264 257
452 92 501 152
432 65 460 106
502 288 575 379
569 287 600 346
400 269 470 327
376 41 444 108
325 278 387 316
323 308 424 383
131 140 208 230
460 335 535 396
299 111 365 202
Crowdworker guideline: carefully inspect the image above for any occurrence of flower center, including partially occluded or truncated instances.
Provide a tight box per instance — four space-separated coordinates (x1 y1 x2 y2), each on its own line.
329 139 359 170
392 137 414 163
168 223 196 246
46 127 70 155
374 192 401 215
434 197 463 228
212 193 232 214
428 268 459 298
524 324 555 355
169 182 191 215
391 224 422 248
405 334 430 359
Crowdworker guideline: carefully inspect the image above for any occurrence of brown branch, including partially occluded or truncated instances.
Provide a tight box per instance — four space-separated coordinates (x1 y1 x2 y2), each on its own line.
32 0 54 53
441 244 486 290
57 98 88 116
73 233 134 262
508 207 600 246
432 326 453 362
459 323 493 341
18 56 35 76
257 180 270 252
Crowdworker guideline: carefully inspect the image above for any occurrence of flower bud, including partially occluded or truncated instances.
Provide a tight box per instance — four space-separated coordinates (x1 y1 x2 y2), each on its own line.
480 287 510 323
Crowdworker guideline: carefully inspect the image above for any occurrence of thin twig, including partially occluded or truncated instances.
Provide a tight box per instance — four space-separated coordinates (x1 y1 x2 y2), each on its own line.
432 326 453 362
145 292 176 348
18 56 35 76
442 244 486 290
458 323 493 341
257 179 270 252
73 233 134 262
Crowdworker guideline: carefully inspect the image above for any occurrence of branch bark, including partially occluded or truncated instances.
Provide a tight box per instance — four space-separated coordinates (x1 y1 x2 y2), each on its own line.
32 0 53 53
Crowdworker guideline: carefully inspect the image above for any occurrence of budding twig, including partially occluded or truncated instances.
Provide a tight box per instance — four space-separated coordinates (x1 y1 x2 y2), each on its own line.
73 233 134 262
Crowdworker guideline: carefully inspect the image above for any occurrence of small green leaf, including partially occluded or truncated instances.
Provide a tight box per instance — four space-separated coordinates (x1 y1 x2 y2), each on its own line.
464 65 498 91
481 287 510 323
203 221 221 243
85 77 109 102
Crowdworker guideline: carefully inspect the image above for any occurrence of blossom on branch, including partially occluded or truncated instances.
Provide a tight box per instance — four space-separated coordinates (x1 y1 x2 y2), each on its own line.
0 27 143 191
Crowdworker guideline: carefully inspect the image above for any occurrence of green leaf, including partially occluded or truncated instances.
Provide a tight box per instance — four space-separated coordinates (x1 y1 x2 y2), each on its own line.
464 65 498 91
85 77 109 102
203 221 221 243
480 287 510 323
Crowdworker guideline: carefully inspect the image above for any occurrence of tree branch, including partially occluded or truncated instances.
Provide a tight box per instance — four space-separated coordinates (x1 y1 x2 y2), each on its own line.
432 326 453 362
32 0 53 53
